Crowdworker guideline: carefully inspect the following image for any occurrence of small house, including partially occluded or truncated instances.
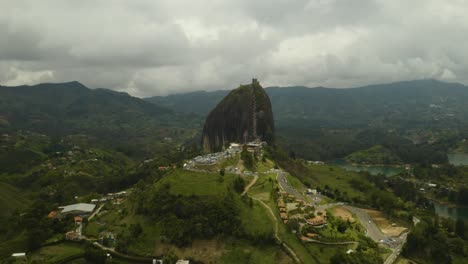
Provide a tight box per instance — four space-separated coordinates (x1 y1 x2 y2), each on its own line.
280 212 288 220
306 217 327 227
48 210 58 218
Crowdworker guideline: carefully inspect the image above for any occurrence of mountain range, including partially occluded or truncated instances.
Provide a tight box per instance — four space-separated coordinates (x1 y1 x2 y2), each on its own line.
146 79 468 130
0 81 196 158
2 79 468 162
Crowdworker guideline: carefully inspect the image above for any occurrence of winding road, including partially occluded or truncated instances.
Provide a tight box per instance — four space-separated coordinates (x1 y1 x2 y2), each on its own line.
275 169 407 264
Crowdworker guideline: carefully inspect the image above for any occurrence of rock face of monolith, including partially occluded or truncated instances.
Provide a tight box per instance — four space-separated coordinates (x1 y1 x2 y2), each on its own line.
202 79 274 152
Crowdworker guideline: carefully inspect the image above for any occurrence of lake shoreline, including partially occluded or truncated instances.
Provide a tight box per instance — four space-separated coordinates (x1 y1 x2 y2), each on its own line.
430 198 468 209
327 159 405 177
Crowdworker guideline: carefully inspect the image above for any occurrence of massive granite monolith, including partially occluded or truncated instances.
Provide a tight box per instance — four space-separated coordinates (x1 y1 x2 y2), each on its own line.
202 79 274 152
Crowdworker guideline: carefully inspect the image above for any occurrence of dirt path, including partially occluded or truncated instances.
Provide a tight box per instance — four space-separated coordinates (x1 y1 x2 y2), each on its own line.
251 197 302 263
301 237 358 245
242 175 258 196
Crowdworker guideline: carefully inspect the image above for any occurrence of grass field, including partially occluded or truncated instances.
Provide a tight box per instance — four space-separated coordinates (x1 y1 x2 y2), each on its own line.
221 241 292 264
0 232 28 258
255 158 276 173
0 182 29 218
28 243 84 263
304 164 366 199
156 169 238 196
239 199 275 239
305 243 353 263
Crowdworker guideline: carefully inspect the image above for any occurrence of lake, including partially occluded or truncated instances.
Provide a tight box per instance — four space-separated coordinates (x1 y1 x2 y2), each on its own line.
330 159 404 177
433 201 468 221
448 153 468 166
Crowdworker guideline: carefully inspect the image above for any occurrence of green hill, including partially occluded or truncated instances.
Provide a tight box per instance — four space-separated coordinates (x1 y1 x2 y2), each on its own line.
155 169 237 196
146 90 229 117
0 182 29 218
0 81 171 127
0 81 197 159
83 168 281 262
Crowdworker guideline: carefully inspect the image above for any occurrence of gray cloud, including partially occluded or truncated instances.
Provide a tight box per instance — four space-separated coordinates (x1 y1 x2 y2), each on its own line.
1 0 468 96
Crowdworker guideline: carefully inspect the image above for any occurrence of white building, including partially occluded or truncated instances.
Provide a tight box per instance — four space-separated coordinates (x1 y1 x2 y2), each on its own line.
59 203 96 215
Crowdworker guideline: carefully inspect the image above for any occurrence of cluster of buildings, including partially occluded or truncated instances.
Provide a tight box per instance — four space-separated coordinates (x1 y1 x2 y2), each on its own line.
277 195 288 223
90 191 128 204
48 191 128 222
54 192 127 242
185 143 243 167
305 209 328 228
276 188 329 237
48 203 96 221
277 191 307 224
245 141 266 154
306 161 325 165
186 141 267 169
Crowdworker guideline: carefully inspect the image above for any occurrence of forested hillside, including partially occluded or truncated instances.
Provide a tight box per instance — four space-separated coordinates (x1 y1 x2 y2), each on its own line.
0 82 199 158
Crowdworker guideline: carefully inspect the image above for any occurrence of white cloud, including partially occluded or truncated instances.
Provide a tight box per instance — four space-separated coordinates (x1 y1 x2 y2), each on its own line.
1 0 468 96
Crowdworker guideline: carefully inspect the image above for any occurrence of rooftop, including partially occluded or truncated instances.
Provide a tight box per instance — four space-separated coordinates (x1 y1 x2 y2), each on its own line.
59 203 96 214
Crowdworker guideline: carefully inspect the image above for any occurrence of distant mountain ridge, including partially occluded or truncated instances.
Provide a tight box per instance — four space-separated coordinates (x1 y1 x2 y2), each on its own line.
146 79 468 129
0 82 172 132
0 81 193 158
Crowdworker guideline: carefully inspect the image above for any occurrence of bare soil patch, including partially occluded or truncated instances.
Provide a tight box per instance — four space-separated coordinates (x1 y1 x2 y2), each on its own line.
331 206 355 222
154 239 224 263
365 209 407 236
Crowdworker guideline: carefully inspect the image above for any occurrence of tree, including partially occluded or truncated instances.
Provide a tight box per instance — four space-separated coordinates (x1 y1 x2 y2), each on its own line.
241 145 255 170
84 246 106 264
130 223 143 238
162 251 178 264
287 218 300 232
455 219 465 239
337 220 348 233
234 176 245 193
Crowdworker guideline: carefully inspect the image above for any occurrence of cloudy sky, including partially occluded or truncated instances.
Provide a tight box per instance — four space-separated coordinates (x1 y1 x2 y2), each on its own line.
1 0 468 97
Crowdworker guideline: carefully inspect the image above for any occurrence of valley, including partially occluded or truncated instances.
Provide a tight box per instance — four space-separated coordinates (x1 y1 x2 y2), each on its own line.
1 80 468 264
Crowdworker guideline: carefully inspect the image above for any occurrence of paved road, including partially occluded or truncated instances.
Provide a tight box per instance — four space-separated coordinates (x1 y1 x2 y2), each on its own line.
76 222 83 236
88 204 105 221
275 168 409 264
343 205 386 242
384 232 407 264
276 171 306 201
276 169 390 243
